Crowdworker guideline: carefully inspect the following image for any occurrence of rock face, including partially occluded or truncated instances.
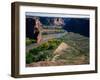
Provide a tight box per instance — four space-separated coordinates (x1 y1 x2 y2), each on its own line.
26 60 67 67
54 42 69 54
26 15 89 38
54 18 64 26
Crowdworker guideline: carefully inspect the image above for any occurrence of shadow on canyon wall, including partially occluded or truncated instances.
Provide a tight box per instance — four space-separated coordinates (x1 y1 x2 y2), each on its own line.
26 17 89 39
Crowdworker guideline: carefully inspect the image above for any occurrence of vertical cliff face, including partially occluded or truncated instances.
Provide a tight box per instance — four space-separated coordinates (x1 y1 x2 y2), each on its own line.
54 18 64 26
26 17 43 44
39 17 64 26
26 16 89 38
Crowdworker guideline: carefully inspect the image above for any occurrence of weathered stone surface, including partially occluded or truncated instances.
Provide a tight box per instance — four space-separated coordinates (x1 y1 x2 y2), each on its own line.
54 42 69 54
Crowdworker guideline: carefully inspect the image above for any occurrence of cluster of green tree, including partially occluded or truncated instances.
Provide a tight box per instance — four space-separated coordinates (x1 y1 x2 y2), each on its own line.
26 39 62 64
26 32 89 65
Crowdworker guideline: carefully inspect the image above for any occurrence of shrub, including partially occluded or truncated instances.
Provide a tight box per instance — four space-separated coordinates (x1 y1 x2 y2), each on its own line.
26 32 89 65
26 38 32 46
26 50 54 64
26 38 62 64
26 38 36 46
26 53 33 64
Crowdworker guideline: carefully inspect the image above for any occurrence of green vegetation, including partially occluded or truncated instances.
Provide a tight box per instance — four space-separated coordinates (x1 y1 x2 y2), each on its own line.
26 39 62 64
60 32 89 57
26 32 89 65
26 38 36 46
54 32 89 64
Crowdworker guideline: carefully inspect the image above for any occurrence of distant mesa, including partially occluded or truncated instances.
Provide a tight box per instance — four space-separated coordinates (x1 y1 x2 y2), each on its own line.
26 16 89 39
54 18 64 26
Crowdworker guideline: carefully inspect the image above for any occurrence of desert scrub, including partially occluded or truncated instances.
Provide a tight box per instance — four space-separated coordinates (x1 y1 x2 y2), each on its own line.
26 49 54 64
26 39 62 64
60 32 89 55
26 32 89 65
53 46 88 65
37 38 62 50
54 47 80 61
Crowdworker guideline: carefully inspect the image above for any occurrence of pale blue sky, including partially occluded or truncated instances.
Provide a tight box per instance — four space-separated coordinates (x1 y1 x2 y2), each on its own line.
25 12 90 18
